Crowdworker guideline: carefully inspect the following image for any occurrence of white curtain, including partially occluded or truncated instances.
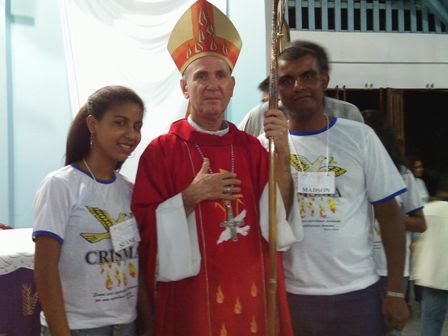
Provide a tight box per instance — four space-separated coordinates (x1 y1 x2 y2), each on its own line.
61 0 227 180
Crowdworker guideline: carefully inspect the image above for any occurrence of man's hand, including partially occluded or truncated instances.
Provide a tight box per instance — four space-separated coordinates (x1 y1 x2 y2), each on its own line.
182 158 241 215
383 296 410 332
263 108 290 158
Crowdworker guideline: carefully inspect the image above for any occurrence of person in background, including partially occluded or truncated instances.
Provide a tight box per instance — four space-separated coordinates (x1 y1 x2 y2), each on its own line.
408 155 430 204
259 76 270 103
261 43 409 335
407 154 430 308
362 109 426 334
238 40 364 137
33 86 152 336
131 1 302 335
412 174 448 336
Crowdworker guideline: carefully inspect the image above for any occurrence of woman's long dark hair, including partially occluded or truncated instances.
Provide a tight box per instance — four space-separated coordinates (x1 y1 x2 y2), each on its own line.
65 85 144 169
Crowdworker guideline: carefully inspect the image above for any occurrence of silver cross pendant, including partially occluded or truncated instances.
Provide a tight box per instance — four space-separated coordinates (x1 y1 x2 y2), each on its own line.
220 201 244 242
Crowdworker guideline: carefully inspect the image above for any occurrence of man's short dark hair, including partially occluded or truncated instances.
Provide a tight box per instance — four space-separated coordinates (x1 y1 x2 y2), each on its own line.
258 77 269 93
279 40 330 74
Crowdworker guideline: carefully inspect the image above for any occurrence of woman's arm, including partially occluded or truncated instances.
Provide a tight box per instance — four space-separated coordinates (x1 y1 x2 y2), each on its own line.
34 236 71 336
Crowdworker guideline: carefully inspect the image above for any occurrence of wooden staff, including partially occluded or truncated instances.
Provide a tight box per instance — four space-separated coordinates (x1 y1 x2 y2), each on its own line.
267 0 286 334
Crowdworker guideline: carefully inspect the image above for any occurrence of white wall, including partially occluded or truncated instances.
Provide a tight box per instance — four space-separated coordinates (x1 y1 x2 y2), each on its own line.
1 0 71 228
228 0 269 124
0 0 9 225
291 31 448 89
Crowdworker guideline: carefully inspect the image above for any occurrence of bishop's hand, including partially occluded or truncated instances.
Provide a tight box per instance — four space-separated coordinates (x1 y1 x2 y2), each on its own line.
182 158 241 215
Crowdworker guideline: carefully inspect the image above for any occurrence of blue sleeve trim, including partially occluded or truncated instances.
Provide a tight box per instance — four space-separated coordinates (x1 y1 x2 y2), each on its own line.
370 188 407 205
406 206 424 215
33 230 64 244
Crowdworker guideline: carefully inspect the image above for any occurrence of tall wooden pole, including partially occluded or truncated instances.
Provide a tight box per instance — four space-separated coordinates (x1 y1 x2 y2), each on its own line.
267 0 282 334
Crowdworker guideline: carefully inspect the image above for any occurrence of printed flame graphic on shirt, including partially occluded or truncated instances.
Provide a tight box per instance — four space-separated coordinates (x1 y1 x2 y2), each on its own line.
80 206 138 290
291 154 347 218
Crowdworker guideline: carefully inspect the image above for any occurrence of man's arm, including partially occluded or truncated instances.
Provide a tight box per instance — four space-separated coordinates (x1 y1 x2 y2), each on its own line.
404 210 426 233
263 108 293 213
374 198 410 331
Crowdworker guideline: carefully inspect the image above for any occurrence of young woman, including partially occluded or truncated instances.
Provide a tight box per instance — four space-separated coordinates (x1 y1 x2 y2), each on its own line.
33 86 151 336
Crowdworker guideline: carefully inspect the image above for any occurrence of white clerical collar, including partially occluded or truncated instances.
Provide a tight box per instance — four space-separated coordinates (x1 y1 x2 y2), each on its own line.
187 115 229 136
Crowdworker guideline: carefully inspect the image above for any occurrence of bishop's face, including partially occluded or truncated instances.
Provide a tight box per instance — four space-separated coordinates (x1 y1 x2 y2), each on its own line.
278 55 329 120
181 56 235 131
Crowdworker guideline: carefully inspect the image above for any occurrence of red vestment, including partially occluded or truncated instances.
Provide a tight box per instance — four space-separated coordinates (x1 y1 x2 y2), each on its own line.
132 119 293 335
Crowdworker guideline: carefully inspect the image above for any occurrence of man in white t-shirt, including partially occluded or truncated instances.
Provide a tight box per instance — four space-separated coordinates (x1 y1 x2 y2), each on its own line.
412 175 448 335
264 42 410 335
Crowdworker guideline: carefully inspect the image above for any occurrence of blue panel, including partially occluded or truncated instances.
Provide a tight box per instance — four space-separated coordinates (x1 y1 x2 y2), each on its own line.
322 0 328 30
348 0 354 31
335 0 341 31
386 0 392 31
398 0 405 32
410 1 417 32
361 0 367 31
422 5 429 32
296 0 302 30
309 0 315 30
373 0 380 31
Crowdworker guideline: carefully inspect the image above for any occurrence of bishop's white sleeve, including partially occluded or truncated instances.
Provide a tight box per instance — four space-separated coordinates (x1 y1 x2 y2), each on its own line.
259 184 303 250
155 193 201 281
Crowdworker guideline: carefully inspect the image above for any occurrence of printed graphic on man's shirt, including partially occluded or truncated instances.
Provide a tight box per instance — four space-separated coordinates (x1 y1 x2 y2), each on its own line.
291 154 347 225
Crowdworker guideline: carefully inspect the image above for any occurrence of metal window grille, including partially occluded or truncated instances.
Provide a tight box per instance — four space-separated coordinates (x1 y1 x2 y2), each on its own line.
286 0 448 33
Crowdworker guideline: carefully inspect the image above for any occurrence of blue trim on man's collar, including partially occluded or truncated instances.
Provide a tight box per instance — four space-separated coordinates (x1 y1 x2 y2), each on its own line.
289 116 337 136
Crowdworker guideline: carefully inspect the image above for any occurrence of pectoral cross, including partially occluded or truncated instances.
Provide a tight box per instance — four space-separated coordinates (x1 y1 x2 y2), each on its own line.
220 201 245 242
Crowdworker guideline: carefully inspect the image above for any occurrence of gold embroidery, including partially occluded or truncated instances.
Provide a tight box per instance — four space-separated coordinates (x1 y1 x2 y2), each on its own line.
216 286 224 304
220 323 228 336
234 297 242 314
22 283 38 316
251 282 258 297
250 315 258 333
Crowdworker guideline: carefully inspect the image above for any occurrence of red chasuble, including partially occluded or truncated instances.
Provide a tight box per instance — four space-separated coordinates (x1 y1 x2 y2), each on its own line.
132 119 293 336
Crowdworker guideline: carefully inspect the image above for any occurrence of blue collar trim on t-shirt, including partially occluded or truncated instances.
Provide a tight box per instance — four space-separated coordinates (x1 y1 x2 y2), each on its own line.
71 163 117 184
289 116 337 136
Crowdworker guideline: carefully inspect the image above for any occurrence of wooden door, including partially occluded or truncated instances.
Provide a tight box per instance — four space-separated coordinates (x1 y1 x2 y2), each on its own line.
384 88 406 154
